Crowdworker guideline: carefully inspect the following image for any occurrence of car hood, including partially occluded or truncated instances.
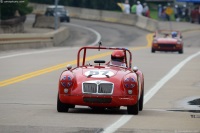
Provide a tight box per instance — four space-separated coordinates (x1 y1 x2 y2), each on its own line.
72 66 131 82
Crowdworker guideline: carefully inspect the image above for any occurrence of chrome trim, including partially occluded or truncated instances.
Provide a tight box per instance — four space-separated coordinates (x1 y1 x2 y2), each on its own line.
82 80 114 95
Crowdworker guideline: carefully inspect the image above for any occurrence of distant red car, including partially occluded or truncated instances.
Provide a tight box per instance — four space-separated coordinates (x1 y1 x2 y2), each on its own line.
57 43 144 115
190 6 200 24
151 30 184 54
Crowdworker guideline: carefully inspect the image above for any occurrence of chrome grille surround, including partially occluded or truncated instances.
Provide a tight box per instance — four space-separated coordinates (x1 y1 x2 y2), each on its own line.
82 80 114 95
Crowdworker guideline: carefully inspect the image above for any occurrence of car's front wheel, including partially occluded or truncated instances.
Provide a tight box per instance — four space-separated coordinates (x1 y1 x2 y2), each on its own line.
57 94 73 112
151 48 155 53
139 90 144 111
179 49 183 54
127 102 139 115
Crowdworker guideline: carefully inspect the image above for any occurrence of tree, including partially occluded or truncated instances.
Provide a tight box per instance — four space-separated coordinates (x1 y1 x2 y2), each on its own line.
0 0 33 20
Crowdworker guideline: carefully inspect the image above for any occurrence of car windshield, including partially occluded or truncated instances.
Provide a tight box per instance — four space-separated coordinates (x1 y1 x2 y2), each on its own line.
47 7 66 13
77 47 132 68
55 8 66 12
157 31 178 38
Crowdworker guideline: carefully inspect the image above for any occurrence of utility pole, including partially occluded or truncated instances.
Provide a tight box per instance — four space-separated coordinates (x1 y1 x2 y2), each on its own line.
54 0 59 30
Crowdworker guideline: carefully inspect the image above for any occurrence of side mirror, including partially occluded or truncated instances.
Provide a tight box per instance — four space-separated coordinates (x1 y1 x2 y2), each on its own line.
66 64 72 70
133 66 138 72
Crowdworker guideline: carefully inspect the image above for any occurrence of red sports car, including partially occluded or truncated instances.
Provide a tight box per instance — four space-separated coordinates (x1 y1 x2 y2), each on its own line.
57 43 144 115
151 30 184 54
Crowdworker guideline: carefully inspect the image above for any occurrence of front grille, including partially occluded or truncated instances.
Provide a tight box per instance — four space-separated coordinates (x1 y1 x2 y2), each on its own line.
83 83 97 93
98 83 113 94
158 44 175 48
83 97 112 103
82 81 114 95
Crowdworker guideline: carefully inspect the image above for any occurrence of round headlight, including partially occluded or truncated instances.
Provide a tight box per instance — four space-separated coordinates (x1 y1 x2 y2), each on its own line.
177 41 181 44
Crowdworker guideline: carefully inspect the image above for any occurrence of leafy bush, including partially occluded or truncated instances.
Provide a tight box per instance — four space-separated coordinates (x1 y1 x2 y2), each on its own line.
0 0 33 20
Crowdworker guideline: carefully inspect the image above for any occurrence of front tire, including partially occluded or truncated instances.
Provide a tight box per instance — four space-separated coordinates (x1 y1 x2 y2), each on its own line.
57 94 70 112
139 90 144 111
151 48 155 53
127 102 139 115
179 49 183 54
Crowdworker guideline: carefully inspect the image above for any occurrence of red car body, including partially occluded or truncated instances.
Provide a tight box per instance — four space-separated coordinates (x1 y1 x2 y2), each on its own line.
151 30 184 54
57 45 144 115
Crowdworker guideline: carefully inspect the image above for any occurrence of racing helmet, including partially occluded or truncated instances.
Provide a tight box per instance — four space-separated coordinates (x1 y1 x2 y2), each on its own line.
171 31 177 38
111 50 125 62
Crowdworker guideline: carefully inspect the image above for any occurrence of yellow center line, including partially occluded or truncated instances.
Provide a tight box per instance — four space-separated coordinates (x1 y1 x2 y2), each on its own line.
0 34 153 87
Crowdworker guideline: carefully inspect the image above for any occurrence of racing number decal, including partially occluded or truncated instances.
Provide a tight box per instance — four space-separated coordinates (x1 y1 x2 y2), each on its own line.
89 70 109 75
85 70 114 78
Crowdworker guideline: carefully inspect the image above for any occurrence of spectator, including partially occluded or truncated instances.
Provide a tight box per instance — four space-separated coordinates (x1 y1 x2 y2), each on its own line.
143 3 150 17
177 4 182 21
131 2 137 14
117 0 130 14
124 0 130 14
136 1 143 16
183 4 190 22
165 3 173 21
162 6 167 21
174 5 180 22
158 4 163 20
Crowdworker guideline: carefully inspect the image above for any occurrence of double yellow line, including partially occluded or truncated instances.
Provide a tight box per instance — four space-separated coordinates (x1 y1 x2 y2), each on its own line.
0 34 153 87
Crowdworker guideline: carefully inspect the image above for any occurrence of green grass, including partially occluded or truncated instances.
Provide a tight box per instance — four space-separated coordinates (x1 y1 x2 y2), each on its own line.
150 10 158 20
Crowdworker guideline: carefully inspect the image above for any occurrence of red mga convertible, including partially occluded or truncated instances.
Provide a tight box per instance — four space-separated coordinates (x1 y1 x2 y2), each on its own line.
151 30 184 54
57 44 144 115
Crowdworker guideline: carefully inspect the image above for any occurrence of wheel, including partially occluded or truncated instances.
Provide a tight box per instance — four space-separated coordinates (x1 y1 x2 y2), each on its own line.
198 17 200 24
139 90 144 111
127 102 139 115
178 49 183 54
57 94 71 112
67 18 70 23
151 48 155 53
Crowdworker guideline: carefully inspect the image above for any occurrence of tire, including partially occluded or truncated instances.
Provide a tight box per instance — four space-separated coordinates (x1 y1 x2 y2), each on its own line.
67 18 70 23
198 17 200 24
139 90 144 111
57 94 70 112
178 49 183 54
127 102 139 115
151 48 155 53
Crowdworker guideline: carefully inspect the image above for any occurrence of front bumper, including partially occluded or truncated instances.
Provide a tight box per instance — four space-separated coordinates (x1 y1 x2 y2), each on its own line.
59 94 138 107
152 43 183 51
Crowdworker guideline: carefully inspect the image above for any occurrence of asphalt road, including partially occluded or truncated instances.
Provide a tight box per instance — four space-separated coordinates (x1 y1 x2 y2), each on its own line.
0 19 200 133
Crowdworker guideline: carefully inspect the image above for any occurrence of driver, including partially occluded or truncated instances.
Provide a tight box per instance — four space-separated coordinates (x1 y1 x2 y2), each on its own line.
171 31 178 38
110 50 126 67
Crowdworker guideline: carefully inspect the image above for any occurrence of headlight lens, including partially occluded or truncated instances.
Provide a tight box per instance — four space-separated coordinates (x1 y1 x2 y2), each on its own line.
177 41 181 44
60 75 73 88
153 39 157 44
124 78 136 89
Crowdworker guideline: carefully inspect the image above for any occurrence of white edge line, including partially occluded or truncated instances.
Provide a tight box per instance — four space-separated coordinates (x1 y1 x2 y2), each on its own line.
0 24 101 59
64 23 101 46
102 51 200 133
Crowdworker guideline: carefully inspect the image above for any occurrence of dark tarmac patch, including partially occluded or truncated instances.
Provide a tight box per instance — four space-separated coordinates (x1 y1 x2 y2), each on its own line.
0 125 104 133
168 98 200 113
188 98 200 107
168 109 200 113
115 128 200 133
